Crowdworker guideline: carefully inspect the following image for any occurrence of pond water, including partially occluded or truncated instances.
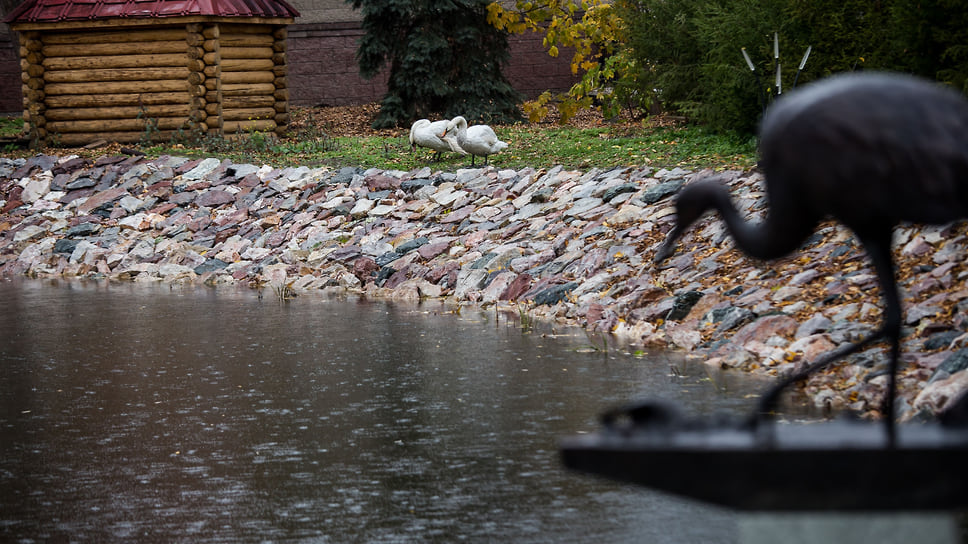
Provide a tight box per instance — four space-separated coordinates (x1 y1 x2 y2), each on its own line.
0 279 774 543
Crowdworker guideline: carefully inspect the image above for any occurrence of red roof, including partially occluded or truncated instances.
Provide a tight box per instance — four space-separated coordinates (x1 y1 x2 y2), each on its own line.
5 0 299 23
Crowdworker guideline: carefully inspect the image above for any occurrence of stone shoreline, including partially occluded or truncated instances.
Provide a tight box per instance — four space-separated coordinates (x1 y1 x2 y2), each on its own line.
3 153 968 421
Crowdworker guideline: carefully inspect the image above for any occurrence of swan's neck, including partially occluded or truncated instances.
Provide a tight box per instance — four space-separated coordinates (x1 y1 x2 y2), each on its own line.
455 121 469 143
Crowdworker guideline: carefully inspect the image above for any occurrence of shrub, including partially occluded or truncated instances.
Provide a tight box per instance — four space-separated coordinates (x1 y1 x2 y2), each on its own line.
619 0 968 134
348 0 522 128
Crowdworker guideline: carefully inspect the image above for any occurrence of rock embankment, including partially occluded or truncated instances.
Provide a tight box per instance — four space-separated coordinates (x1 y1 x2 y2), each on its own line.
3 153 968 420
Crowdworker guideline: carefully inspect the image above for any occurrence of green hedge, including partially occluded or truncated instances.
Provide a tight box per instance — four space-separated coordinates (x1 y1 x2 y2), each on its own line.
618 0 968 134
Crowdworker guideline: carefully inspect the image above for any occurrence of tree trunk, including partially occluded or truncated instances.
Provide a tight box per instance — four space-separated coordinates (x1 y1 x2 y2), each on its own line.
43 67 190 83
44 91 189 108
43 41 185 57
45 104 191 121
44 80 188 95
220 58 274 72
221 107 275 121
221 83 275 96
47 116 190 133
43 54 186 70
221 71 274 85
222 119 275 133
219 34 273 48
42 28 185 45
223 95 275 108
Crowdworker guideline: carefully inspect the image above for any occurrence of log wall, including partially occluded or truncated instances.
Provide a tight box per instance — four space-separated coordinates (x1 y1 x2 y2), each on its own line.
17 21 291 146
22 27 193 145
213 23 287 137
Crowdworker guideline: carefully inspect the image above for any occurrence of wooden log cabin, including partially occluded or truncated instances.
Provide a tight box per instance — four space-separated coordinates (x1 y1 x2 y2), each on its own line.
4 0 299 146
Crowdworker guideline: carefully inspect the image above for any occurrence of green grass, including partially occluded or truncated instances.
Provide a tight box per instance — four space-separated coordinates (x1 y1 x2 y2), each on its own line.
140 123 756 172
0 117 26 153
3 113 758 172
498 123 757 171
0 116 24 139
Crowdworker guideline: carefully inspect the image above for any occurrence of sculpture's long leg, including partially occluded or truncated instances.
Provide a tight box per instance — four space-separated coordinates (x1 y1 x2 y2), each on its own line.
752 231 901 447
751 328 887 436
865 236 903 447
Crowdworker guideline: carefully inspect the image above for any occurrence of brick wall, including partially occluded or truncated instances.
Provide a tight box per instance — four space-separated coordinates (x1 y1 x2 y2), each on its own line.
507 30 577 100
286 21 577 107
286 22 388 107
0 27 21 114
290 0 358 24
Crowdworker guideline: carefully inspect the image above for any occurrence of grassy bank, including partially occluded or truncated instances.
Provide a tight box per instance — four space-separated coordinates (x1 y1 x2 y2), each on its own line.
2 107 758 172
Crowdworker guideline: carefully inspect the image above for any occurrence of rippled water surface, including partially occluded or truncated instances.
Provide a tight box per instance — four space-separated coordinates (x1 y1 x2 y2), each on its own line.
0 279 771 542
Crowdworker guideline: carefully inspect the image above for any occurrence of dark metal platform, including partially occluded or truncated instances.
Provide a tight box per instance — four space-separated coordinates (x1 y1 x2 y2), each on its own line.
560 408 968 511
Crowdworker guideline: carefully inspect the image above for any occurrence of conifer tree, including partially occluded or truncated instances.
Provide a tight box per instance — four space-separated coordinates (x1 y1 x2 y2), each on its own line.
346 0 523 128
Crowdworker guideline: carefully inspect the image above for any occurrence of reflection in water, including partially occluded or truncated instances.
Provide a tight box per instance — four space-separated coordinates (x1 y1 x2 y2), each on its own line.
0 279 768 542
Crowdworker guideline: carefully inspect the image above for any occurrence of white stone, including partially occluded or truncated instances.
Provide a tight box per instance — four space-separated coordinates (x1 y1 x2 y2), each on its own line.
369 204 397 216
362 241 393 256
118 213 151 230
16 238 56 267
262 263 289 287
69 240 100 263
607 204 645 226
350 198 374 216
119 195 144 213
181 158 221 181
241 247 272 260
21 175 51 203
453 268 487 300
157 263 195 278
335 271 360 289
13 225 46 243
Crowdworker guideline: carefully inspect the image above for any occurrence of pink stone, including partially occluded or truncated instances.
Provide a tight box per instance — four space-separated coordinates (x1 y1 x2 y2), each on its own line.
500 272 533 301
731 314 798 346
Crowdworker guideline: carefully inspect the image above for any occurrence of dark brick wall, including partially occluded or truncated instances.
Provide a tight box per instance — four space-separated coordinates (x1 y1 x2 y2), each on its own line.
287 22 388 107
506 30 578 100
0 31 21 114
287 22 577 107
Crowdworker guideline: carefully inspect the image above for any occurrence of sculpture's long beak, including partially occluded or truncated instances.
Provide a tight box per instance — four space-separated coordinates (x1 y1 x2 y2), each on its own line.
654 243 673 264
653 231 680 265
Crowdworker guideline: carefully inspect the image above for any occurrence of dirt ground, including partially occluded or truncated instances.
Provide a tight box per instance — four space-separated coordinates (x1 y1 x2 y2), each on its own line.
288 102 674 138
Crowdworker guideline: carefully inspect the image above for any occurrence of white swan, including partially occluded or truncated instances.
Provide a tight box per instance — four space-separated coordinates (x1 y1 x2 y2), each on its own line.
409 119 466 161
444 116 508 167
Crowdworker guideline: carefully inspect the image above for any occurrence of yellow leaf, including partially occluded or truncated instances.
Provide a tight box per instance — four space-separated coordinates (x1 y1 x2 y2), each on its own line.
548 45 559 57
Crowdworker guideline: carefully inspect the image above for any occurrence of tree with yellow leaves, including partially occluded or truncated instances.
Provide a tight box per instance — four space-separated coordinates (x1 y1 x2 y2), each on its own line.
487 0 649 122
